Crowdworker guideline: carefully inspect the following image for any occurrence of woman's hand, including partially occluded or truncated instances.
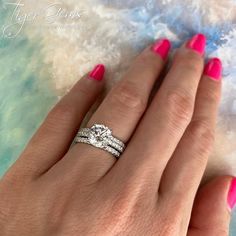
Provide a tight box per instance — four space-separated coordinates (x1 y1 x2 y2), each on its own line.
0 34 234 236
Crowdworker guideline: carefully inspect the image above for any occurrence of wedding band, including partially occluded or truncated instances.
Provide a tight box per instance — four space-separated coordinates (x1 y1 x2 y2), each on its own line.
74 124 126 158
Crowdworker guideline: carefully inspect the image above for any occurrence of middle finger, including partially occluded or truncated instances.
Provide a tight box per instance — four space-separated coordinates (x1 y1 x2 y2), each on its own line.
108 34 206 187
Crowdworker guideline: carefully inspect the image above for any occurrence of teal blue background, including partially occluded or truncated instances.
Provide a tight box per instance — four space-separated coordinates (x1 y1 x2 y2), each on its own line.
0 1 57 175
0 0 236 234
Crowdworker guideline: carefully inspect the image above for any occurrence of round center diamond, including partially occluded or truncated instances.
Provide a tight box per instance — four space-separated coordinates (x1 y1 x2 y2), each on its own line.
88 124 112 148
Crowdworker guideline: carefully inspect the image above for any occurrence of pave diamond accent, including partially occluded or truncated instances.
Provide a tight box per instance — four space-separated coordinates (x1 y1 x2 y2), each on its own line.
75 137 120 158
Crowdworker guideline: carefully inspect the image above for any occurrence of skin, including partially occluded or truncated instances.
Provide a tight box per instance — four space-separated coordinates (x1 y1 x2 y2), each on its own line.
0 38 232 236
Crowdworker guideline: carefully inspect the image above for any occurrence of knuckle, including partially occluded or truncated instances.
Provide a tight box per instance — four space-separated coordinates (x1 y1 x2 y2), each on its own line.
106 180 149 219
175 51 203 74
74 79 90 92
136 51 150 65
47 102 75 125
202 88 221 104
136 52 158 69
111 185 136 211
165 197 185 218
165 90 193 125
43 86 90 130
111 82 147 113
159 207 182 235
188 120 215 154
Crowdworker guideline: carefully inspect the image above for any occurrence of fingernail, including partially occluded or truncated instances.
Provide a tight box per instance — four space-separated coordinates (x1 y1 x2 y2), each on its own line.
204 58 222 81
88 64 105 81
187 34 206 55
227 178 236 210
152 38 171 60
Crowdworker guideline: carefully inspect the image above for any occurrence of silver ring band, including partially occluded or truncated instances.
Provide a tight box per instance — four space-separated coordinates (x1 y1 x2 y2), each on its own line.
74 124 126 158
76 130 125 153
74 137 121 158
77 129 125 148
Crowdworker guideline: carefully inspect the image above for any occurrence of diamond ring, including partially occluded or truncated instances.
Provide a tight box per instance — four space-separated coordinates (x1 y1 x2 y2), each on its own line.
74 124 126 158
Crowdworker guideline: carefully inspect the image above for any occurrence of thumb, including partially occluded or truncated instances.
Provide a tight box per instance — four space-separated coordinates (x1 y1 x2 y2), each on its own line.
188 176 236 236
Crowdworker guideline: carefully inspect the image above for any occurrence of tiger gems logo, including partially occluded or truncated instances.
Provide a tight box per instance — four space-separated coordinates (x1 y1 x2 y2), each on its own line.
1 0 85 38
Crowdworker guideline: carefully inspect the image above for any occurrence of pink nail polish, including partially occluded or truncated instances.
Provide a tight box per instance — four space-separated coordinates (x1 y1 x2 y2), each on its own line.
152 38 171 60
228 178 236 210
187 34 206 55
204 58 222 81
88 64 105 81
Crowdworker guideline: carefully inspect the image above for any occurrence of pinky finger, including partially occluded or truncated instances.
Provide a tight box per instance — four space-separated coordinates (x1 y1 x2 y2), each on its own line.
188 176 232 236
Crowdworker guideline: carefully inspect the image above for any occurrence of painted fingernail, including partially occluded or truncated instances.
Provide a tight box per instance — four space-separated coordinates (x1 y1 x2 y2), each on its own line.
187 34 206 55
152 38 171 60
227 178 236 210
88 64 105 81
204 58 222 81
